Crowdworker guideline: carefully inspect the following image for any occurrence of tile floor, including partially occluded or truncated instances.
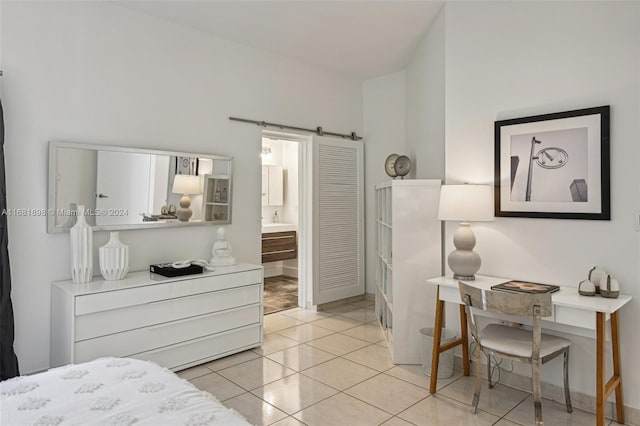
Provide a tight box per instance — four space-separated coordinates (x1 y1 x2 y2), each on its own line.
180 301 620 426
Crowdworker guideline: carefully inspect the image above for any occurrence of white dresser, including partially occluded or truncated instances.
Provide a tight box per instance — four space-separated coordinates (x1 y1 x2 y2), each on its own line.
51 264 263 371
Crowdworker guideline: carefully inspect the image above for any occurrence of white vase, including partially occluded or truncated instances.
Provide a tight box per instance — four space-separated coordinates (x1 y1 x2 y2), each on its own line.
99 232 129 281
70 205 93 284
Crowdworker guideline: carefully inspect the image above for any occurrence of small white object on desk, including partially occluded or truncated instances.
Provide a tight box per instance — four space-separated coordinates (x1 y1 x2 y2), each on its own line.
599 274 620 298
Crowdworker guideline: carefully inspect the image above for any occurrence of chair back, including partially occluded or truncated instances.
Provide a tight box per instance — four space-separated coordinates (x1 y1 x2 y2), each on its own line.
458 281 552 360
483 290 552 318
458 282 484 353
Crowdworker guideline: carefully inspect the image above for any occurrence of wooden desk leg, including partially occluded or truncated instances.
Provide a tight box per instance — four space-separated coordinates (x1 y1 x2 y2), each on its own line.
611 311 625 424
596 311 606 426
459 304 470 376
429 291 445 394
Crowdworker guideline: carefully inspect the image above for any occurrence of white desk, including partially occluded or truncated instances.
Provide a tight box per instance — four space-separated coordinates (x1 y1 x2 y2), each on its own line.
425 275 631 426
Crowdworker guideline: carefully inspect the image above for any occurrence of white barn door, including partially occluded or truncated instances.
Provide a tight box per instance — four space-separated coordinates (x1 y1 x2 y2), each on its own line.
311 136 364 305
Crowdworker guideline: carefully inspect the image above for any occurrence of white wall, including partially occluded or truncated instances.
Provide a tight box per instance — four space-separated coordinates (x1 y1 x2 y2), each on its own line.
362 72 407 293
1 1 361 374
406 6 446 181
281 140 299 226
438 1 640 410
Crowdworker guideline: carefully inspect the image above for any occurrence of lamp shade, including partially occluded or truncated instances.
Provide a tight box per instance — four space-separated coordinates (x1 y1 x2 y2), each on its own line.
437 184 494 222
172 175 201 195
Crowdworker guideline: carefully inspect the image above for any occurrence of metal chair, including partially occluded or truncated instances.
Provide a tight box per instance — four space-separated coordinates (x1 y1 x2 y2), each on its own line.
458 282 572 426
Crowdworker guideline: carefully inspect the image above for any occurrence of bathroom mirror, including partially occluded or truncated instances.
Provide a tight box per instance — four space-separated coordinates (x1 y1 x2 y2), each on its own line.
47 141 233 233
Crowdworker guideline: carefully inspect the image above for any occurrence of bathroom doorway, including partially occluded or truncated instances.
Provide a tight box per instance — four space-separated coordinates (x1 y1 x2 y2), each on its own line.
261 132 303 314
259 129 364 314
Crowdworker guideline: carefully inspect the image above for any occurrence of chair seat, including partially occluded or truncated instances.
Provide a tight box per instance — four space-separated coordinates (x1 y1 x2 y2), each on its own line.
479 323 570 359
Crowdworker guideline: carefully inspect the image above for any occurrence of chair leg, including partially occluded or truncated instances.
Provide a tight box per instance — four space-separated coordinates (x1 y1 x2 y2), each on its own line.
532 360 543 426
486 352 494 388
471 344 482 413
563 348 573 413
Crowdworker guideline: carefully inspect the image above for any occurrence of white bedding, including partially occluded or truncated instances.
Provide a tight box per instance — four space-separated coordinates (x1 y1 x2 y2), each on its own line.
0 357 252 426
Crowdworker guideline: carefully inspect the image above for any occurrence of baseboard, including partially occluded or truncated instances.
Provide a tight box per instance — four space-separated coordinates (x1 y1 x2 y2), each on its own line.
263 264 282 278
453 355 639 425
317 294 368 310
281 265 297 278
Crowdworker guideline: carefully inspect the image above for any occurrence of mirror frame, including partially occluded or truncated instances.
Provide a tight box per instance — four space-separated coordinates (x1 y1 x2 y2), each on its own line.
47 141 233 233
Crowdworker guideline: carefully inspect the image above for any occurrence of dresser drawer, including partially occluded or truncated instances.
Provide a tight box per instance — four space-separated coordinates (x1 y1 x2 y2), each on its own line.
75 284 261 341
75 304 261 362
132 323 262 370
75 269 262 315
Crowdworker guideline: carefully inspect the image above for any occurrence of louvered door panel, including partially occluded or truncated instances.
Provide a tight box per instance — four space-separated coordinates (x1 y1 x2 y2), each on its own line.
312 137 364 304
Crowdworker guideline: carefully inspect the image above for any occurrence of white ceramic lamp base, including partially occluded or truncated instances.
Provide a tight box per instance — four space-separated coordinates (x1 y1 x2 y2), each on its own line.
176 194 193 222
448 222 481 280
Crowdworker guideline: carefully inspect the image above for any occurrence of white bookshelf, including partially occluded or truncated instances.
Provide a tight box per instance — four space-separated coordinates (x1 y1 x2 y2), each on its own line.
374 179 442 364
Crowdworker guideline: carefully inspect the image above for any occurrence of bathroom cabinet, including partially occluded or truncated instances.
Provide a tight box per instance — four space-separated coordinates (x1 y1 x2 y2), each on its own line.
262 230 297 263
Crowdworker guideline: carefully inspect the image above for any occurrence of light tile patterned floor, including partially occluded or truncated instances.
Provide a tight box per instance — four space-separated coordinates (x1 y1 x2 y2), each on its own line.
183 301 616 426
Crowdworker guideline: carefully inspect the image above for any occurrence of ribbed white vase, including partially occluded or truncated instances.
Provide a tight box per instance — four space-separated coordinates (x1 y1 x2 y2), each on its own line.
99 232 129 281
70 205 93 284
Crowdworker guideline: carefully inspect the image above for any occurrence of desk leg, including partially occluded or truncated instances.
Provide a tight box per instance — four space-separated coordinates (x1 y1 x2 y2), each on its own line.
596 311 625 426
429 293 445 394
611 311 624 424
596 312 605 426
459 304 470 376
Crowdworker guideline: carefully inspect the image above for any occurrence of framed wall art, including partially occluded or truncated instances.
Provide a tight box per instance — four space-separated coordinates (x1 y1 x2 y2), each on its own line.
494 105 610 220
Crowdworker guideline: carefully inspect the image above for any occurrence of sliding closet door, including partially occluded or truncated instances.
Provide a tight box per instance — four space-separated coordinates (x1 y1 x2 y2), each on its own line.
311 136 364 305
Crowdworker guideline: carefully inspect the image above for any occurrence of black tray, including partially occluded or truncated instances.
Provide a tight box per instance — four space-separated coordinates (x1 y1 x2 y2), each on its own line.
149 263 204 277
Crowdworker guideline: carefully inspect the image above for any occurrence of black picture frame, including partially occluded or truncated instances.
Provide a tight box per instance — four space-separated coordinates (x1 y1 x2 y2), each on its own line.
494 106 610 220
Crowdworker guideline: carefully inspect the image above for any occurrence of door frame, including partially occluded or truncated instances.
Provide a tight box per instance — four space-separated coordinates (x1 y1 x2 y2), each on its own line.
262 130 313 309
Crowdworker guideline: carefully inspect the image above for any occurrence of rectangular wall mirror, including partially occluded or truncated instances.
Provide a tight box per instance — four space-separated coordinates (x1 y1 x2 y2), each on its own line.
48 141 233 233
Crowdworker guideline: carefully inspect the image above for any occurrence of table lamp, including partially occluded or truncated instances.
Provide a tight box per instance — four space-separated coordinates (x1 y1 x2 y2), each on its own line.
437 184 494 280
172 175 201 222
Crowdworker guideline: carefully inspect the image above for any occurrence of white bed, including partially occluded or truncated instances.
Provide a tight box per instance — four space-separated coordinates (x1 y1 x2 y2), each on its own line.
0 357 251 426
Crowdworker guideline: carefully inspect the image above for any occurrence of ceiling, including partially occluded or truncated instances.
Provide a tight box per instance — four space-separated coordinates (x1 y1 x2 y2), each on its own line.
115 1 444 80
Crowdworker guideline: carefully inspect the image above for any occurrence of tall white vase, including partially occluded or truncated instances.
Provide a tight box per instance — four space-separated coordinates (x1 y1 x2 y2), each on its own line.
99 232 129 281
70 205 93 284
